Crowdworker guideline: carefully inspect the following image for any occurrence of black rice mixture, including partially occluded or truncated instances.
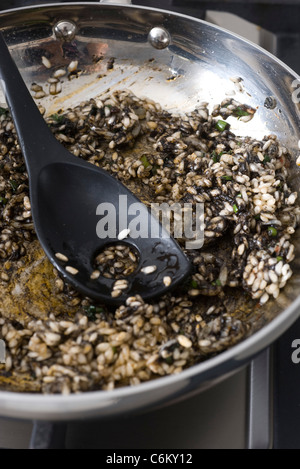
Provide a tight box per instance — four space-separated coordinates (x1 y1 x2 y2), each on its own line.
0 90 299 394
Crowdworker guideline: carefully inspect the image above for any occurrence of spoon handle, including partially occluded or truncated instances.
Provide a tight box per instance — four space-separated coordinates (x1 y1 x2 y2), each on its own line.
0 32 61 176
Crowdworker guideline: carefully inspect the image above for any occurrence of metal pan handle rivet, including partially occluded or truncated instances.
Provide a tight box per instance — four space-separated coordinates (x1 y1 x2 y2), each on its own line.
148 27 171 50
264 96 277 110
54 20 77 42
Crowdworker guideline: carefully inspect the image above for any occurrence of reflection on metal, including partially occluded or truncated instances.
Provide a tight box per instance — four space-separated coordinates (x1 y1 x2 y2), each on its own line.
264 96 277 110
0 340 5 364
247 349 271 449
148 27 171 50
100 0 132 4
53 20 77 42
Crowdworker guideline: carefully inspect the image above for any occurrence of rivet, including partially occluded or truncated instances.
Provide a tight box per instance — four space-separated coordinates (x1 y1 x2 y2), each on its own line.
148 27 171 50
264 96 277 110
54 20 77 42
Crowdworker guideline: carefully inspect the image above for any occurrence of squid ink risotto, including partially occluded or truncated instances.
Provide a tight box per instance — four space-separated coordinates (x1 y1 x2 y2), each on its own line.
0 90 299 394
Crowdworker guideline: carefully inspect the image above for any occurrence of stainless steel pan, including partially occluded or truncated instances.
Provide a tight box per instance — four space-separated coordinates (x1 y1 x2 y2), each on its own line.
0 1 299 421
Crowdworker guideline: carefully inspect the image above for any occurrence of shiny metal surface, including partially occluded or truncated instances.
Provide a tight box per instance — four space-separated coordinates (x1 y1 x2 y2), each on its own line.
0 2 299 420
148 26 171 49
53 19 77 42
247 348 272 449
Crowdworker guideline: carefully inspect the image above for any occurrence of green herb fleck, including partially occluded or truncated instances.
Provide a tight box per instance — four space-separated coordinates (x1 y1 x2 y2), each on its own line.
237 193 242 198
211 151 220 163
141 155 151 169
84 305 104 320
212 279 222 287
0 196 8 205
254 214 261 220
222 175 232 181
234 106 250 118
9 179 19 192
164 356 174 365
263 155 271 164
233 204 238 213
0 107 8 117
151 164 159 175
215 120 229 132
112 346 118 354
191 279 198 289
276 256 283 261
50 113 64 124
268 226 278 237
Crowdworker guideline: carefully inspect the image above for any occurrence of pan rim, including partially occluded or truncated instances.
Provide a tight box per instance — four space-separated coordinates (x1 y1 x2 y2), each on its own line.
0 1 298 81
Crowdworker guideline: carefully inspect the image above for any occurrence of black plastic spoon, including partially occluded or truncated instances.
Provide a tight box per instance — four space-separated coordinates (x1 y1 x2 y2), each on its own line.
0 32 191 305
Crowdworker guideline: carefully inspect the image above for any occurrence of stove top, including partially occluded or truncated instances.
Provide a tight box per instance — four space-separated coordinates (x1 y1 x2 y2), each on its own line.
0 0 300 449
0 368 250 449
